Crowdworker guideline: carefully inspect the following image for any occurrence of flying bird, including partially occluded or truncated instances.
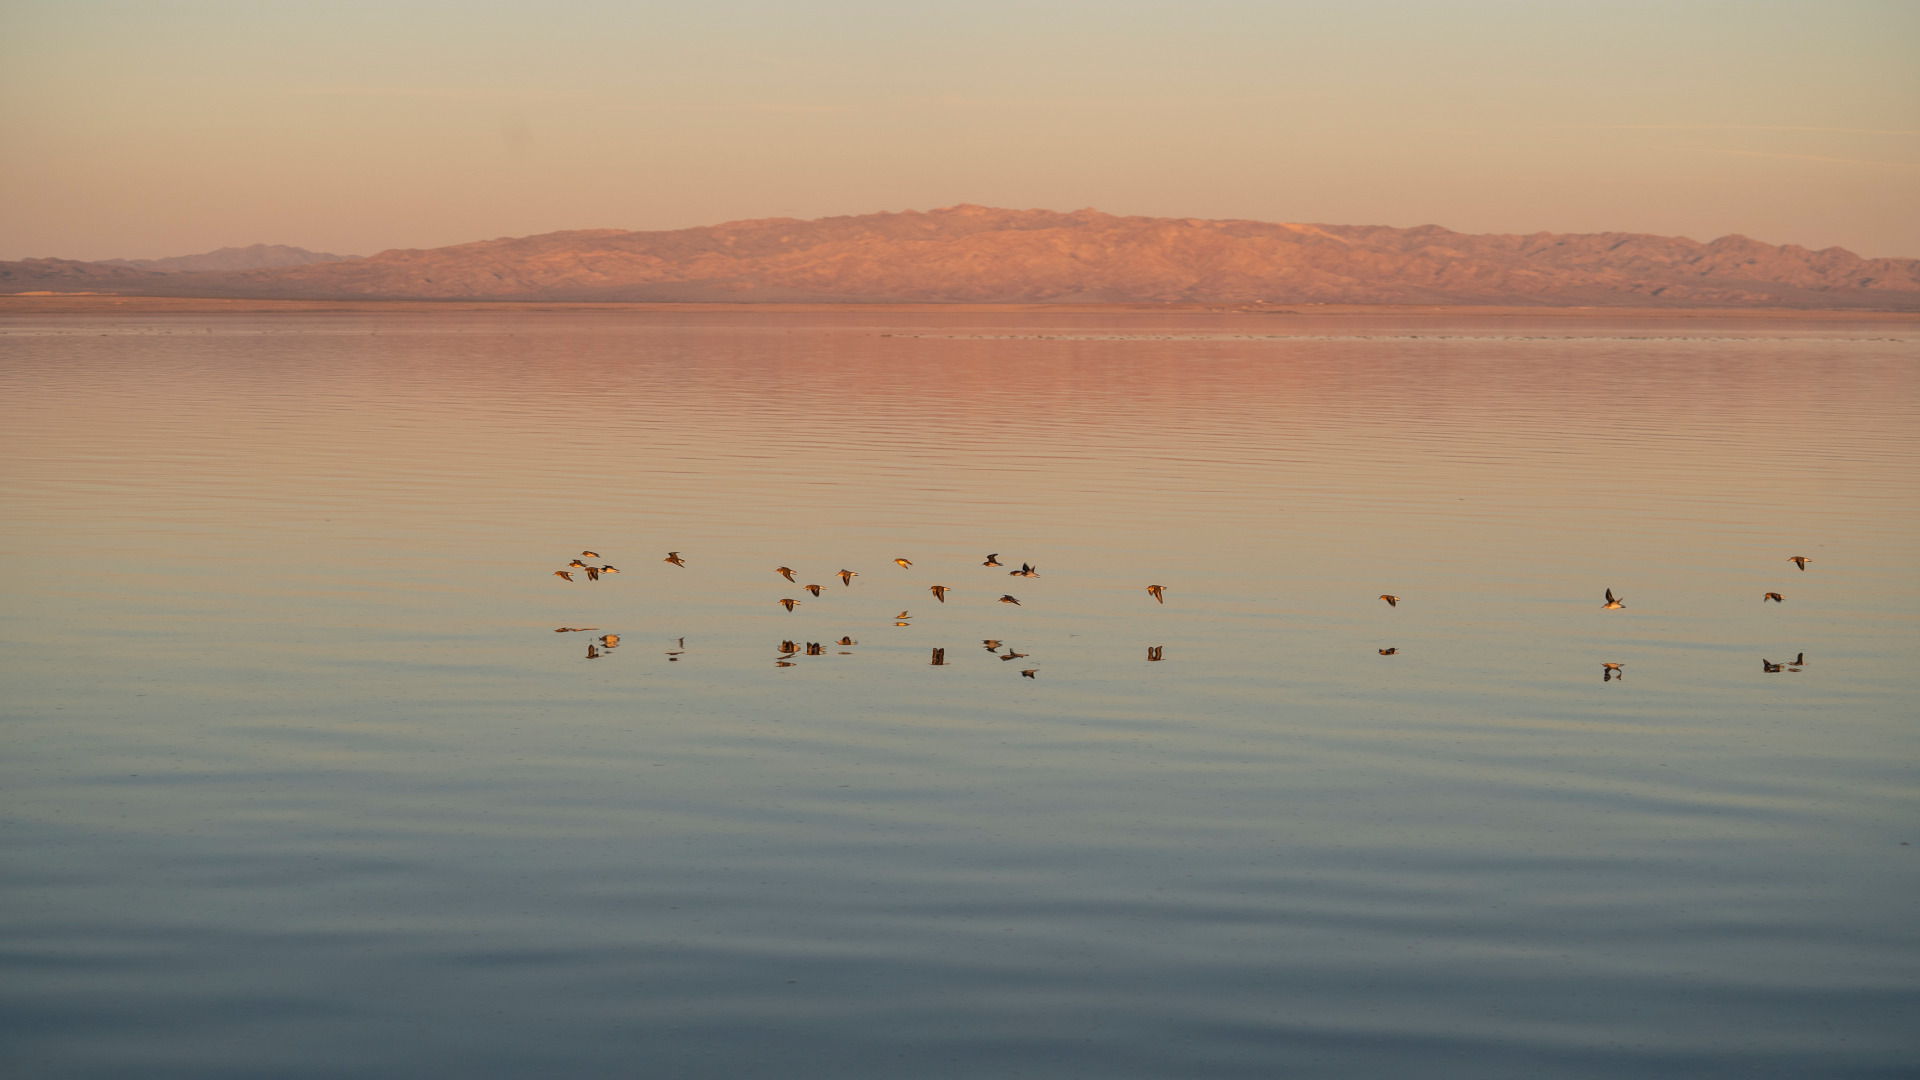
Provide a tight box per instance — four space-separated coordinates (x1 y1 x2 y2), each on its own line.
599 634 620 647
983 554 1002 567
777 598 800 611
1001 649 1028 661
930 585 949 602
1020 668 1037 679
1147 646 1163 661
569 559 589 569
981 639 1003 650
1790 652 1805 666
554 627 596 633
1602 662 1623 681
1010 563 1039 577
999 595 1021 605
776 567 795 582
838 569 857 585
1762 658 1784 673
585 567 600 581
664 552 685 566
581 551 600 559
1379 648 1397 655
1603 589 1624 609
1146 585 1165 603
599 565 619 574
1764 592 1783 602
779 640 797 654
837 637 857 646
805 584 822 596
585 645 601 659
808 643 824 655
894 558 913 569
1379 594 1399 607
1788 556 1810 570
930 648 946 666
554 570 574 581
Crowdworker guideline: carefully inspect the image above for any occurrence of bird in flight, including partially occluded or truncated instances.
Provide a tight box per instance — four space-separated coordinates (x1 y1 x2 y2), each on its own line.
664 552 686 566
1379 648 1397 655
1603 589 1624 609
1001 648 1028 661
983 554 1002 567
1602 662 1623 681
1010 563 1039 577
586 645 601 660
1379 594 1399 607
599 565 619 574
805 584 822 596
895 611 911 620
599 634 620 647
585 567 601 581
837 637 857 646
569 559 589 569
838 569 857 585
930 585 949 602
930 648 946 666
1146 585 1165 603
894 558 913 569
1764 592 1784 602
776 567 795 582
777 598 800 611
1762 658 1784 673
981 639 1003 651
554 627 596 633
1020 668 1037 679
1789 652 1805 666
582 551 601 559
999 595 1021 605
554 570 574 582
1147 646 1163 661
1788 556 1810 570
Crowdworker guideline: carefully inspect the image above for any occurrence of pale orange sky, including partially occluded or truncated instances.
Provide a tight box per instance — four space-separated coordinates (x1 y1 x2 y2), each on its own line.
2 0 1916 262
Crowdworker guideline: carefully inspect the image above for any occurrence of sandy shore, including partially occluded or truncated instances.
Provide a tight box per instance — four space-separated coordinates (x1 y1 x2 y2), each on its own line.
3 294 1917 321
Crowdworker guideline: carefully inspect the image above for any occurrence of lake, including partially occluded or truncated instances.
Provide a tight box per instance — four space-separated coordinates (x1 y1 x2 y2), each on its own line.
2 305 1916 1078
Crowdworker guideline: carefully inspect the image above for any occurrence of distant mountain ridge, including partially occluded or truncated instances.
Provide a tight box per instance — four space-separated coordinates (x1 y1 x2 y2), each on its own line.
4 207 1917 308
102 243 357 273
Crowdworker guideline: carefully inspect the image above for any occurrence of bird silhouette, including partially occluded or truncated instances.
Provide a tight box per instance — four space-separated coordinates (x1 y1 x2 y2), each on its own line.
1010 563 1039 577
930 585 949 602
837 637 857 646
1603 589 1624 609
895 558 913 569
1020 668 1037 679
1146 585 1165 603
777 598 800 611
1789 556 1810 570
1001 649 1028 661
776 567 795 582
585 645 601 660
807 642 824 655
1764 592 1784 602
999 595 1021 605
1379 594 1399 607
554 570 574 581
981 639 1003 650
569 559 588 569
585 567 600 581
1379 648 1397 655
1147 646 1164 661
983 554 1002 567
805 584 822 596
779 640 797 654
599 565 619 574
930 648 946 666
1789 652 1805 667
581 551 601 559
838 569 857 585
1762 658 1784 673
664 552 686 566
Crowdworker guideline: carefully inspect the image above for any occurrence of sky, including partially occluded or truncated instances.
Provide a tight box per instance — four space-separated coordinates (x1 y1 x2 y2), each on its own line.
2 0 1916 262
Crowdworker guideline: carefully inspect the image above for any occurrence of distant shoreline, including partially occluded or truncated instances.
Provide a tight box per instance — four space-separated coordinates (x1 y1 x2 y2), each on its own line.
5 295 1918 321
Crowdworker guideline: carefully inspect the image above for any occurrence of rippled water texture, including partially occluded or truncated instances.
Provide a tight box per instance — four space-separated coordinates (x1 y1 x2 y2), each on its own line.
3 308 1917 1078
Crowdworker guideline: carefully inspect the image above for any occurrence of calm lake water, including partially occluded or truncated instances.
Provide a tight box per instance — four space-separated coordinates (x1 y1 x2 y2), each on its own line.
2 308 1916 1078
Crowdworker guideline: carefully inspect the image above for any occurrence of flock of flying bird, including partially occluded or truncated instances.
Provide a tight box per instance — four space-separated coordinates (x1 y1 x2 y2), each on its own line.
549 549 1816 680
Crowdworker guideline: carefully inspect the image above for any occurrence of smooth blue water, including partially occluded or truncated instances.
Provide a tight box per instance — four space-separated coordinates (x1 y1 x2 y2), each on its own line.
2 308 1916 1077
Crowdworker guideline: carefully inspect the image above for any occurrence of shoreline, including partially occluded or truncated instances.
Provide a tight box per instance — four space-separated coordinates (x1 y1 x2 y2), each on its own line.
3 295 1919 320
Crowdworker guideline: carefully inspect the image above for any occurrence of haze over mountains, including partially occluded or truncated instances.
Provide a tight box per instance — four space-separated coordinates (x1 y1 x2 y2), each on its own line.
5 206 1917 308
102 243 357 273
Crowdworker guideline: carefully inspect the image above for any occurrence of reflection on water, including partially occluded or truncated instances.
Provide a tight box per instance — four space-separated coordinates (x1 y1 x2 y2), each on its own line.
1 309 1917 1079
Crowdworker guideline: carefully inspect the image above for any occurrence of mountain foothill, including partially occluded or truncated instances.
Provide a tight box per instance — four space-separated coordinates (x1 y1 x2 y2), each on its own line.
4 206 1916 308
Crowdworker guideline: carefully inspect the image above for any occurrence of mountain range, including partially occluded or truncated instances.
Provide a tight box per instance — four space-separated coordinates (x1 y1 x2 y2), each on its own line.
101 243 358 273
4 206 1917 308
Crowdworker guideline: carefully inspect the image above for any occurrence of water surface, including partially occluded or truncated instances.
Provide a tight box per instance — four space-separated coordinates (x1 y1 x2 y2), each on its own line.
2 308 1916 1078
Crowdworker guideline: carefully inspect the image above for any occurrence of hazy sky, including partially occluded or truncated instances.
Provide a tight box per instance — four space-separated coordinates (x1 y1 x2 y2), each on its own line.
2 0 1916 261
